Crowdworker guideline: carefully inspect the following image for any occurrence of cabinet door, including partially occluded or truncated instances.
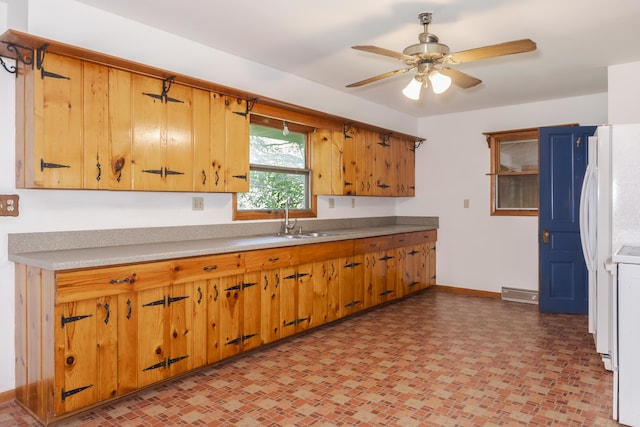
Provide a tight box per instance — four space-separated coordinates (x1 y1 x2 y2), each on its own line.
373 132 395 196
164 82 194 191
395 137 416 197
30 53 84 189
206 278 222 364
311 260 330 327
82 62 108 189
96 296 118 401
84 64 134 190
325 258 341 322
280 266 298 339
296 262 314 333
55 299 98 414
131 75 193 191
192 88 212 192
427 241 436 286
166 283 195 377
137 287 168 387
260 268 281 344
132 74 164 190
355 128 375 195
241 274 261 352
339 254 364 317
342 126 357 195
403 244 423 294
117 292 138 395
224 96 250 192
208 92 226 191
219 274 244 359
311 128 344 195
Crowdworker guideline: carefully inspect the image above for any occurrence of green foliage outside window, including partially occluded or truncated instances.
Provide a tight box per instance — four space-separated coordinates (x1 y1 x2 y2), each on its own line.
237 124 309 211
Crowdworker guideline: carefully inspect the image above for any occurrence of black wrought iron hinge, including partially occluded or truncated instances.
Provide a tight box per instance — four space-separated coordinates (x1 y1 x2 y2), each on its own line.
61 313 93 328
142 76 183 103
61 384 93 402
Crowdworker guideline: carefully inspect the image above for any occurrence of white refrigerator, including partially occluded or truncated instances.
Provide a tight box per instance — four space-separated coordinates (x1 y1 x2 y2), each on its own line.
580 124 640 424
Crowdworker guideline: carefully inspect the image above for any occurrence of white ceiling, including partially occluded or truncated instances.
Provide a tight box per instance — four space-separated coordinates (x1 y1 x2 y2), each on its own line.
73 0 640 118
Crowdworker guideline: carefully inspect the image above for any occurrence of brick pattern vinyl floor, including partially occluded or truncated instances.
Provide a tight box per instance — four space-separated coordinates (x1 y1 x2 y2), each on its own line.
0 289 616 426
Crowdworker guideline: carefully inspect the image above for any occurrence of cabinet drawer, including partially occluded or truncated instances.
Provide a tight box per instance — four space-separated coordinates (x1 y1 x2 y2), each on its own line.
353 235 397 254
245 247 299 272
56 261 173 303
298 240 353 264
411 230 437 244
169 252 245 283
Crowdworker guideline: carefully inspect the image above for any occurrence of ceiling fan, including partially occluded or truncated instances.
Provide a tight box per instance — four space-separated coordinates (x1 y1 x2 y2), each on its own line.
346 12 537 99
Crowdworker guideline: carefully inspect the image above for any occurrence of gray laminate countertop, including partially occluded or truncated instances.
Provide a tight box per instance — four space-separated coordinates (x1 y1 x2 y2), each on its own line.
8 217 438 271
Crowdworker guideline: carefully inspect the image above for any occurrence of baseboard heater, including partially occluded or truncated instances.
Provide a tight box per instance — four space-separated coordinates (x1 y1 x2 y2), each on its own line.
501 287 539 305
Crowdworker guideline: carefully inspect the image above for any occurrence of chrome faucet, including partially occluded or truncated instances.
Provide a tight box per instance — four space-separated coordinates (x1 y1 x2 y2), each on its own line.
283 197 298 234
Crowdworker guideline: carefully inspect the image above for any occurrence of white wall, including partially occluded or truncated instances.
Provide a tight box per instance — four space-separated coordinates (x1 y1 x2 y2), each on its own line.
399 94 607 293
608 61 640 123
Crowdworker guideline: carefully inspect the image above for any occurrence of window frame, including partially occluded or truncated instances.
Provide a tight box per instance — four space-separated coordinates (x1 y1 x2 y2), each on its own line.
233 115 317 221
484 127 540 217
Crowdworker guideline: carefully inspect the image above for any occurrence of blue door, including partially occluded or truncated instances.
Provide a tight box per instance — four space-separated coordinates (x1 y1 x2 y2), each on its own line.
539 126 596 313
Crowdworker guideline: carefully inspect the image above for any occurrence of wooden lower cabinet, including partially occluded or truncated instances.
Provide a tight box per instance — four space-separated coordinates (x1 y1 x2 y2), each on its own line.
15 230 436 425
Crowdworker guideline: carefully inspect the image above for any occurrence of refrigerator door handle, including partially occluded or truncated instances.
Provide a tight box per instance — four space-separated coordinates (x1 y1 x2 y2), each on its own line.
580 163 597 271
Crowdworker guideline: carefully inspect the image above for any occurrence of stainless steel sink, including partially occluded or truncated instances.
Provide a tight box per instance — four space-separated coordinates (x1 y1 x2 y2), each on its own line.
274 231 337 239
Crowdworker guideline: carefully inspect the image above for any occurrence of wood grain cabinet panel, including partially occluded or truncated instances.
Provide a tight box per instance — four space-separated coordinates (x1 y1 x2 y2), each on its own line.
17 52 84 189
15 230 436 424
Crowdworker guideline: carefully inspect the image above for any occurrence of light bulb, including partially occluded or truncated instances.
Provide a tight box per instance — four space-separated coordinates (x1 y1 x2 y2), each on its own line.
428 70 452 94
282 121 290 136
402 77 423 100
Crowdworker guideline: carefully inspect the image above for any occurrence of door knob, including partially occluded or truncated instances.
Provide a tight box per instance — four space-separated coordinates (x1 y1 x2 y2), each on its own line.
542 229 550 244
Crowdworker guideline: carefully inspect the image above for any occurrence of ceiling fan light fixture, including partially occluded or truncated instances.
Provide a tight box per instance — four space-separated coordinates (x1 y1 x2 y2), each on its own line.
428 70 452 94
402 76 424 100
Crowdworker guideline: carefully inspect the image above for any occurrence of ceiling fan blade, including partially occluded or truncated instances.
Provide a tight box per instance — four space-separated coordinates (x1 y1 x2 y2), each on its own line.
439 67 482 89
346 67 415 88
351 45 417 64
447 39 536 64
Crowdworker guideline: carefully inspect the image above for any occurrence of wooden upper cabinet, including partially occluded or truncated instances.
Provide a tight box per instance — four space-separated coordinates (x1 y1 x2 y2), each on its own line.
224 96 250 192
84 65 133 190
131 74 194 191
372 131 394 196
395 136 416 197
7 32 418 194
17 52 84 189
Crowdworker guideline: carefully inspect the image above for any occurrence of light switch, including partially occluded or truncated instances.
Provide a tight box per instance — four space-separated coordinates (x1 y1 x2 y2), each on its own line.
463 199 470 209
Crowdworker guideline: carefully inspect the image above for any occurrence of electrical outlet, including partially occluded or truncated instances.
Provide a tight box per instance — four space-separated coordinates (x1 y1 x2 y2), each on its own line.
192 197 204 211
328 198 335 208
351 198 356 208
0 194 19 217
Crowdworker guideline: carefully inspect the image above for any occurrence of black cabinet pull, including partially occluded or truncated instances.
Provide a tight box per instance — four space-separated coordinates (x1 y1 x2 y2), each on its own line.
103 303 110 325
109 277 131 285
201 169 206 185
126 299 132 320
232 174 247 181
203 265 218 272
196 287 203 305
96 162 101 182
213 284 219 302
